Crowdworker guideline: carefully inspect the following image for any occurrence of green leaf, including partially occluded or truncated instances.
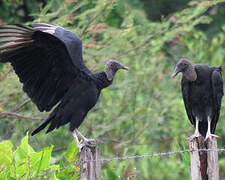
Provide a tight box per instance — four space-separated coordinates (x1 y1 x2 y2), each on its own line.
13 135 34 163
56 166 77 180
0 140 13 166
65 141 78 163
32 145 54 175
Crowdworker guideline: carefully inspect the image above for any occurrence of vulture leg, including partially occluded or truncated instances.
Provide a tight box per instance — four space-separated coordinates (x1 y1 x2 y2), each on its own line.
72 129 97 151
72 129 84 152
188 117 201 141
205 116 219 141
75 129 96 144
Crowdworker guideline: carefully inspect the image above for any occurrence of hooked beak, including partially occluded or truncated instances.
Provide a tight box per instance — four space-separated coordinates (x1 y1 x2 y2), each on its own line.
119 62 129 71
172 66 180 78
122 65 129 71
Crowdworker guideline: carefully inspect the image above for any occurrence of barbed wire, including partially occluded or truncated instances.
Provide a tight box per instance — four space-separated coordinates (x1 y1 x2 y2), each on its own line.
25 147 225 179
96 148 225 163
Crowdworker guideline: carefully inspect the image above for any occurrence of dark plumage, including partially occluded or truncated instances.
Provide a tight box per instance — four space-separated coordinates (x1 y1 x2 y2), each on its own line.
0 24 128 148
172 58 224 140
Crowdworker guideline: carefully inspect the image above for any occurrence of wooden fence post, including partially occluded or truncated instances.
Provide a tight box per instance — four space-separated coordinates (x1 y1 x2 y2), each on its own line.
207 137 219 180
189 136 219 180
80 145 101 180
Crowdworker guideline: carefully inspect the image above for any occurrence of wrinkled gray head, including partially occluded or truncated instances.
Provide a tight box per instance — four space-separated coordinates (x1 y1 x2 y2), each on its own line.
104 60 129 81
172 58 197 81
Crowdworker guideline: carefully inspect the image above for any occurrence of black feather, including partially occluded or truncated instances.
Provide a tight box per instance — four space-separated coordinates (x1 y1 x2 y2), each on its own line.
181 63 223 137
0 23 126 137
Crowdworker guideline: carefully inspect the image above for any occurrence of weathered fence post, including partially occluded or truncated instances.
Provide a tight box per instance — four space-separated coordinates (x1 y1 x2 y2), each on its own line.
80 145 101 180
189 136 219 180
189 136 207 180
207 137 219 180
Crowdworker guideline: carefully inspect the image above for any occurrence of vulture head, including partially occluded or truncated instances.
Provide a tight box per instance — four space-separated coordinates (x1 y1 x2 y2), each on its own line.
104 60 129 81
172 58 197 81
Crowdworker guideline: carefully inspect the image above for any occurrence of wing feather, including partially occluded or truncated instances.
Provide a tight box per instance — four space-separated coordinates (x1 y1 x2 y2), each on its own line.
0 24 91 112
181 77 195 125
211 69 224 133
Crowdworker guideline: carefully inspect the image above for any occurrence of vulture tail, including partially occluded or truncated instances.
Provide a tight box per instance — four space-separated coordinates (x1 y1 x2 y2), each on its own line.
31 115 53 136
0 25 34 62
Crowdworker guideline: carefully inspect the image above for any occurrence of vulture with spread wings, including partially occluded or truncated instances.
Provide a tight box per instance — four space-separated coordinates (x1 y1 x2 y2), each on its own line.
172 58 223 141
0 23 128 149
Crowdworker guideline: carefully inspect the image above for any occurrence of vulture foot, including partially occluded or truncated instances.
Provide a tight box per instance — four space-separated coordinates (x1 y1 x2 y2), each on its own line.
75 129 97 145
204 133 219 141
72 129 102 152
187 133 202 142
82 137 97 146
75 141 85 152
80 136 104 146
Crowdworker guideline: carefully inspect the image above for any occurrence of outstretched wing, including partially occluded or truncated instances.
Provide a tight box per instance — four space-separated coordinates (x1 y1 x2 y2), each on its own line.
211 69 224 133
0 24 91 112
181 77 195 125
32 23 92 74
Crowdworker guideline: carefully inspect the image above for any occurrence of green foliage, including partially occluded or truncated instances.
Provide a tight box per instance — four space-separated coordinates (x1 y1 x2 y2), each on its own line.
0 0 47 24
0 140 13 166
0 0 225 179
65 141 78 163
0 135 78 179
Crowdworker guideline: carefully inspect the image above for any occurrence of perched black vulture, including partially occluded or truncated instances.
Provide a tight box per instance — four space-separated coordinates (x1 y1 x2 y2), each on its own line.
172 58 224 140
0 23 128 149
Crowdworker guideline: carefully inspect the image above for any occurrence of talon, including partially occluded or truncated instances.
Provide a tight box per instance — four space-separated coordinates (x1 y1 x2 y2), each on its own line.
82 138 97 146
204 134 219 141
187 130 202 141
72 128 101 150
188 133 202 141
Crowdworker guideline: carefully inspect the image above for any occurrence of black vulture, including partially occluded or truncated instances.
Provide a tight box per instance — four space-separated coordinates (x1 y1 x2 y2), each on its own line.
0 23 128 149
172 58 224 140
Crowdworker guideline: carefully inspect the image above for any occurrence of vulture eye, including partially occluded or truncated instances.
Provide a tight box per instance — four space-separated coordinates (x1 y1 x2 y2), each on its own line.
181 63 188 70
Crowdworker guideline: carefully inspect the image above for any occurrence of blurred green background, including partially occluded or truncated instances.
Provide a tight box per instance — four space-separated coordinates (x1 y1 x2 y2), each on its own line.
0 0 225 179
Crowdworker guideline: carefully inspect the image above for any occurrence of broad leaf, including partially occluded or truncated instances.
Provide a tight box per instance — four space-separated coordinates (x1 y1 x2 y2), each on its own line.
0 140 13 166
65 141 78 163
13 135 34 163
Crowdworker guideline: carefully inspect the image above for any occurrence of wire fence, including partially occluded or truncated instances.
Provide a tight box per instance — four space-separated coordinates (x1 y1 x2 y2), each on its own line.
26 147 225 179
